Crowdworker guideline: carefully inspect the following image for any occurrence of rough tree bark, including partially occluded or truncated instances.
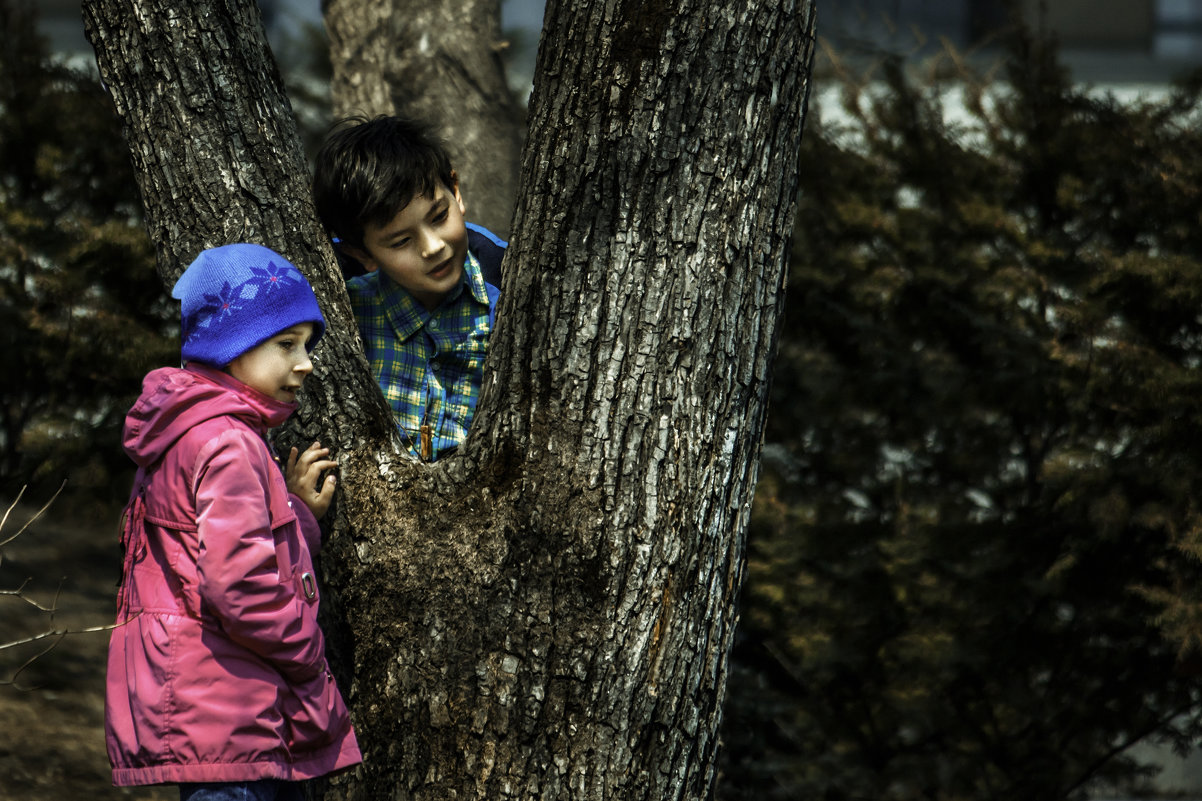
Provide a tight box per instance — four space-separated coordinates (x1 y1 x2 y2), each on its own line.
82 0 816 799
79 0 394 451
323 0 525 237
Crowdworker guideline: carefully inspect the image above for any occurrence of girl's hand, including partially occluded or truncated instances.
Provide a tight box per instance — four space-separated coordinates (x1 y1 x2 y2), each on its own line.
285 442 338 520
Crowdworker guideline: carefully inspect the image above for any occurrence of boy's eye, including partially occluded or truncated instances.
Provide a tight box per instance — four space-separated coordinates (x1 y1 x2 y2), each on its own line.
432 209 448 224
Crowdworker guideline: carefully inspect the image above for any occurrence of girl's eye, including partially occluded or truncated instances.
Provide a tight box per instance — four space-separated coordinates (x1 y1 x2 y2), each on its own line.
432 210 448 224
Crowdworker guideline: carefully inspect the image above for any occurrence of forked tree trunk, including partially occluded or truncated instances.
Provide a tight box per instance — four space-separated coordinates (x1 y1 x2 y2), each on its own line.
79 0 394 445
82 0 815 799
323 0 524 237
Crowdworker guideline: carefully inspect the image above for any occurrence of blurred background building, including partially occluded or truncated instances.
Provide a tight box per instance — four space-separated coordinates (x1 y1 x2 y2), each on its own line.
34 1 1202 83
820 0 1202 82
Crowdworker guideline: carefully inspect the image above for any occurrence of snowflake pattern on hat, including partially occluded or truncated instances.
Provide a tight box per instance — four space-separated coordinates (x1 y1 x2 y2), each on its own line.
184 263 302 341
252 261 301 293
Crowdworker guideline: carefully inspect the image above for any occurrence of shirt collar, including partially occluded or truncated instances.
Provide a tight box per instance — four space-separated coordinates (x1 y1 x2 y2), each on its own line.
463 250 490 305
380 250 489 341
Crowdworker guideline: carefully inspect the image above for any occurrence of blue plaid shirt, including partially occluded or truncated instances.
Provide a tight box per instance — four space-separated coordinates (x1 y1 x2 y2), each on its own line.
346 251 494 460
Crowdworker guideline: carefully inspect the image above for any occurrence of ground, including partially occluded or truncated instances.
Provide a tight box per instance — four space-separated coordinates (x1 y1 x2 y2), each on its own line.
0 495 171 801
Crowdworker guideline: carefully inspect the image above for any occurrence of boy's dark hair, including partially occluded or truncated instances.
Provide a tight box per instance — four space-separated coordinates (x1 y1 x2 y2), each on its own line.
312 114 456 251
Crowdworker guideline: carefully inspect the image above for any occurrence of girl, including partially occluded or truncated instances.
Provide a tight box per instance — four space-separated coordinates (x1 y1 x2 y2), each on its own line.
106 243 362 801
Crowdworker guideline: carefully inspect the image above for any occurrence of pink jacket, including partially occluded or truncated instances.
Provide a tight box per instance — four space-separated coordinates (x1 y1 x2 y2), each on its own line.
106 365 361 786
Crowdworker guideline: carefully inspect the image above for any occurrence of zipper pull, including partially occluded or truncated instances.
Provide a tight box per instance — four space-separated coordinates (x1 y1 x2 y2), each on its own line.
420 424 433 462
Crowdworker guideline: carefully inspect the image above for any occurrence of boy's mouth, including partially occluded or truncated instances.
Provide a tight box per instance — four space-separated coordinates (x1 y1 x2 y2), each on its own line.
428 258 457 279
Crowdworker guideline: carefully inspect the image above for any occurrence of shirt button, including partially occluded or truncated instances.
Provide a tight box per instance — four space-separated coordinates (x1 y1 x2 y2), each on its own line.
429 319 439 330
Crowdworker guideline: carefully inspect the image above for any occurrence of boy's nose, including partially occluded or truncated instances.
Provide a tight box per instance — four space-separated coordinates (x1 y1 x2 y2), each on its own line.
295 353 313 374
420 230 445 259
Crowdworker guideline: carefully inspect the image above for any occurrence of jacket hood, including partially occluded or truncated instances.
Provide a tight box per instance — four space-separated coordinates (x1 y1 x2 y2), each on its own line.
123 364 297 469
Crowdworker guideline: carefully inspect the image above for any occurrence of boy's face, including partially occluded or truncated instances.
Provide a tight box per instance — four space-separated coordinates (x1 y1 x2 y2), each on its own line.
225 323 317 403
347 178 468 310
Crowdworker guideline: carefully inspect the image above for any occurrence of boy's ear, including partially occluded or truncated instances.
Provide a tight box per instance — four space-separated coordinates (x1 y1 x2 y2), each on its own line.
450 170 465 216
342 244 378 273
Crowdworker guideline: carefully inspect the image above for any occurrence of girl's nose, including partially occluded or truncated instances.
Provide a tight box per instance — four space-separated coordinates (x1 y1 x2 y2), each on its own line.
295 353 313 375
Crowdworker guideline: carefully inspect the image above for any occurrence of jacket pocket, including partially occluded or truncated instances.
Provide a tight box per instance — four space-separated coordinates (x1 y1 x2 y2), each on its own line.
282 669 350 753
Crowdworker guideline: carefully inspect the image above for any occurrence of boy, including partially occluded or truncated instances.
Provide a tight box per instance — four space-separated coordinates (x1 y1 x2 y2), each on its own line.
313 115 505 462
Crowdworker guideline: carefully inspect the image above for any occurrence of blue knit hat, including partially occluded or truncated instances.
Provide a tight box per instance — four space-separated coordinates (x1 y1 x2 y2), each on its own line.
172 243 326 367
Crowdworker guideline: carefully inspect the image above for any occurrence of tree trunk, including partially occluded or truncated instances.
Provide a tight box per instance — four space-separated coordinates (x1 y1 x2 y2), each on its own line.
80 0 398 483
82 0 816 798
323 0 524 237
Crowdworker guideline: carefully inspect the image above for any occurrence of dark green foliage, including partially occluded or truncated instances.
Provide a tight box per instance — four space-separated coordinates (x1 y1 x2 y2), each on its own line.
0 0 175 502
0 0 335 504
719 28 1202 801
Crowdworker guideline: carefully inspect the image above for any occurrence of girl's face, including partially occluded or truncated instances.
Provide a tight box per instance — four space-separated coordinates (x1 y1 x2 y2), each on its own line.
225 323 317 403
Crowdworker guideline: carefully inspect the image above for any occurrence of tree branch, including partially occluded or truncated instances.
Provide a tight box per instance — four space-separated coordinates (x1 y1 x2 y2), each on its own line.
0 481 120 690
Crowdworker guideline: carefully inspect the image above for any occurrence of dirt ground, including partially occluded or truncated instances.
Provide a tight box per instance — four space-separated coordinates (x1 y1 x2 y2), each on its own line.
0 495 172 801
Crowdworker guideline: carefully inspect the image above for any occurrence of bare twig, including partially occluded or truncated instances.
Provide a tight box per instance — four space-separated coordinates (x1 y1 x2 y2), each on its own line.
0 577 63 613
0 481 66 548
1 632 65 690
0 482 113 689
0 620 123 652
